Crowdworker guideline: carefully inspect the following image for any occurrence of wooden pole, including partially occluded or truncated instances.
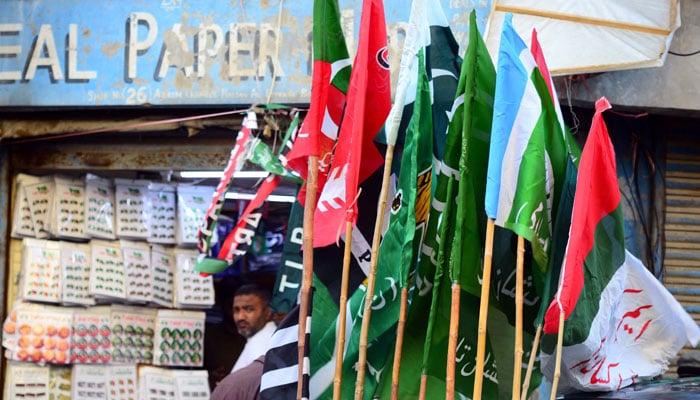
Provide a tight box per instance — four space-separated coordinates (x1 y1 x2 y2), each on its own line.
297 156 318 400
418 375 428 400
521 324 542 400
472 219 495 400
333 220 354 400
549 312 565 400
390 287 409 400
354 145 395 400
512 236 525 400
446 283 461 400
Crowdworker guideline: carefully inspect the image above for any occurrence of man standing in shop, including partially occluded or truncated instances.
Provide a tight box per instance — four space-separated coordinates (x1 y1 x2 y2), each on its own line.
211 283 276 400
230 284 277 372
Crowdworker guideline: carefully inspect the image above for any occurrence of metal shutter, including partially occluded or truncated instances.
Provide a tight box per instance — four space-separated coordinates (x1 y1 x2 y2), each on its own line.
664 133 700 376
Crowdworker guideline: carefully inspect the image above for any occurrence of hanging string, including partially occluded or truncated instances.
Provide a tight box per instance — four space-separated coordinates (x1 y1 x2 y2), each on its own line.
266 0 285 105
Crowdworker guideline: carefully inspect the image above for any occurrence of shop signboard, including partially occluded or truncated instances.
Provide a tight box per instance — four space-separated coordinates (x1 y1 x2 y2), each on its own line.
0 0 491 107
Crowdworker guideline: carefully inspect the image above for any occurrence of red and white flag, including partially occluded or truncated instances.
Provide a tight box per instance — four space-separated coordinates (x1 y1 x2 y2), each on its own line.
312 0 391 248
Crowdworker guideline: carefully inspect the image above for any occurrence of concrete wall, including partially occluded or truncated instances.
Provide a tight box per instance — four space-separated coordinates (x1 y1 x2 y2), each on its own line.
560 1 700 116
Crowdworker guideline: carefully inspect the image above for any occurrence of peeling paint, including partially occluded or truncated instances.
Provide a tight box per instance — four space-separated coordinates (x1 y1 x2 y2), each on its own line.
101 42 123 58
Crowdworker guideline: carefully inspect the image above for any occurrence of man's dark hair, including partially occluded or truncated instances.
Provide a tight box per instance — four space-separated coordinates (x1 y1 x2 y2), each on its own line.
234 283 271 305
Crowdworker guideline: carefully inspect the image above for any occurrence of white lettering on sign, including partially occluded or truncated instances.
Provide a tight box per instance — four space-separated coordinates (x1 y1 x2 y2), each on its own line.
196 22 224 78
157 23 194 79
228 23 256 78
25 25 63 80
127 12 158 80
68 24 97 80
0 23 22 80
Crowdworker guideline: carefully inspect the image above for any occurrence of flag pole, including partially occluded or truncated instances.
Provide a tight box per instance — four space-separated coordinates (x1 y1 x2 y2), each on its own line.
549 312 565 400
472 218 495 400
354 145 395 400
520 324 542 400
297 156 318 400
391 286 409 400
446 282 461 400
333 220 354 400
419 374 428 400
512 235 525 400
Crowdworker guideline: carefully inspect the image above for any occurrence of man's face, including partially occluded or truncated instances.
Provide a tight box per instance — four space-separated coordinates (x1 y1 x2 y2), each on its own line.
233 294 271 339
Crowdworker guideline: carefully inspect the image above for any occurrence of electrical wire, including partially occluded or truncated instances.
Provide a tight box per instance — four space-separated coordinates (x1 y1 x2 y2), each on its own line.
668 49 700 57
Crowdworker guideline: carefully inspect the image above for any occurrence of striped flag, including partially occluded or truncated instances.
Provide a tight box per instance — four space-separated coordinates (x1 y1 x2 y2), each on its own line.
484 13 569 272
260 289 313 400
540 97 700 393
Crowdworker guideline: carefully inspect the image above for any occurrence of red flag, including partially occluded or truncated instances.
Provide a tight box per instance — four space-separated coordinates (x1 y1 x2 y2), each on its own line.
217 174 281 263
313 0 391 248
283 0 352 206
543 97 617 334
530 29 555 102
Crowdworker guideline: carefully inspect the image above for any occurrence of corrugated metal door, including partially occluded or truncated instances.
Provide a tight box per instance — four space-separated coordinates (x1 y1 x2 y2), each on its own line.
664 132 700 376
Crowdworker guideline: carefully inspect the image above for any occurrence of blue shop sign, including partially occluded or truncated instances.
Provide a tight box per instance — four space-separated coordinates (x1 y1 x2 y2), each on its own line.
0 0 490 107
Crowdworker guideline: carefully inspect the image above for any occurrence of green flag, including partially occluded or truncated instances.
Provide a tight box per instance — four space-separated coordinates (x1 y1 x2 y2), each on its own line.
383 11 499 399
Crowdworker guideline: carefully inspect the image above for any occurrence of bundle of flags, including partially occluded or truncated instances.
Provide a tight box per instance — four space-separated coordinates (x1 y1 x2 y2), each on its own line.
194 0 700 398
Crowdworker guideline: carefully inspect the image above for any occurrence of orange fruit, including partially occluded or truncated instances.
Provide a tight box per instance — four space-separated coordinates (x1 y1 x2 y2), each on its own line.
56 340 69 351
18 324 31 335
18 336 31 348
4 320 16 334
54 350 67 364
31 324 44 336
58 326 70 339
43 349 54 363
45 325 57 336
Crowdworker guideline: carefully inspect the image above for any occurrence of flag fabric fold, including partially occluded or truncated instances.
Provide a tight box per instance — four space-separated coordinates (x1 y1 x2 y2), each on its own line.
540 97 700 393
307 168 385 399
336 46 433 400
380 10 499 399
261 289 313 400
313 0 391 248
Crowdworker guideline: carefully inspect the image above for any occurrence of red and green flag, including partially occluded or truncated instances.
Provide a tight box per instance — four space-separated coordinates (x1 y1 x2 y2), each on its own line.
313 0 391 248
541 97 700 393
283 0 351 206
